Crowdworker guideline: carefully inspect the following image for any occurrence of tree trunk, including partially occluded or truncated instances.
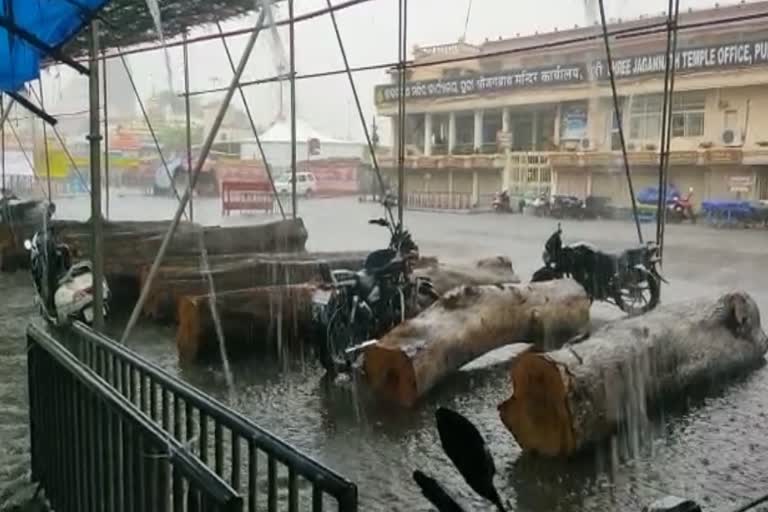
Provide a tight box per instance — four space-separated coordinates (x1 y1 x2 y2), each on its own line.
363 279 590 407
414 256 520 294
175 284 316 362
498 291 768 457
140 252 370 320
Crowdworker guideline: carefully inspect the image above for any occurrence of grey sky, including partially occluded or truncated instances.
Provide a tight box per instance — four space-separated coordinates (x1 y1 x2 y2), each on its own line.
45 0 734 144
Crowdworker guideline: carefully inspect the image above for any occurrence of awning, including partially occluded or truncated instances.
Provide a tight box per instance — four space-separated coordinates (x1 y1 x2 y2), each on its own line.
0 0 110 93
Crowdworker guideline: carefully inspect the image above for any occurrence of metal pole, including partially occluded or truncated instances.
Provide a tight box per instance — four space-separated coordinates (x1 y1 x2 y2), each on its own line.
102 51 110 219
597 0 643 244
397 0 407 225
89 20 105 330
323 0 395 227
120 10 267 344
214 22 285 218
289 0 297 218
659 0 681 263
183 32 194 223
38 80 52 200
655 0 674 248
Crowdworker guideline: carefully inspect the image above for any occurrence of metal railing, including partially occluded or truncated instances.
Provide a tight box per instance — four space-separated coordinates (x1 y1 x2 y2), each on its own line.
27 324 242 511
67 322 358 512
405 191 473 210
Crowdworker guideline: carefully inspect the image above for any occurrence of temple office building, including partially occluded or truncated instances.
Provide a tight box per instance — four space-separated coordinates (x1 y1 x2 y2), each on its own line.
373 1 768 206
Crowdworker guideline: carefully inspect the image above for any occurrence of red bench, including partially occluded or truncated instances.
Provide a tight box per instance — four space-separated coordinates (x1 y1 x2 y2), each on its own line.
221 180 274 216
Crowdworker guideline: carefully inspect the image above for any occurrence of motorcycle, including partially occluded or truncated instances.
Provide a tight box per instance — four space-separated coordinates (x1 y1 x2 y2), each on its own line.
24 204 110 326
531 225 663 315
668 187 696 224
492 190 512 213
550 194 586 219
312 218 439 373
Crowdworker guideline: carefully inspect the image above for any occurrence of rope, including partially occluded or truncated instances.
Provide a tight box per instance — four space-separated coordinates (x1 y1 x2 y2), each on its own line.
462 0 473 41
38 81 53 201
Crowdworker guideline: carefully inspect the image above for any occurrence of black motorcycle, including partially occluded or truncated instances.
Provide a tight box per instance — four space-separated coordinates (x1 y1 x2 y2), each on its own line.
312 218 439 373
531 225 663 315
550 195 586 219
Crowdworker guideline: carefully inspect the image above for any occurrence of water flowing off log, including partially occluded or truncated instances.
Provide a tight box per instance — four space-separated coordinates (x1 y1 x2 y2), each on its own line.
498 291 768 457
363 279 591 407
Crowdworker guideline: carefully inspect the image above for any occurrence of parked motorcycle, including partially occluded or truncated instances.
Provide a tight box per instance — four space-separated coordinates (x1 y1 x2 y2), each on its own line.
24 204 110 326
667 187 696 224
492 190 512 213
550 194 586 219
531 225 663 315
312 218 438 373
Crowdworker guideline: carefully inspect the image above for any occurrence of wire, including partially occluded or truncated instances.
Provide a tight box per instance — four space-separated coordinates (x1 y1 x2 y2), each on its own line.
597 0 643 244
179 8 768 99
462 0 473 41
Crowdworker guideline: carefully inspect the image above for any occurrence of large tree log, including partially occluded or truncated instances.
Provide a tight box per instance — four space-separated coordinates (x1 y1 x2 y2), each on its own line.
142 252 369 321
414 256 520 294
363 279 590 407
499 291 768 457
176 284 316 362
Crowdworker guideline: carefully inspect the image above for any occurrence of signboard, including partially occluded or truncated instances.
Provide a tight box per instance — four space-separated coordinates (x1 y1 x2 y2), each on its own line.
560 104 588 141
729 175 753 193
375 37 768 104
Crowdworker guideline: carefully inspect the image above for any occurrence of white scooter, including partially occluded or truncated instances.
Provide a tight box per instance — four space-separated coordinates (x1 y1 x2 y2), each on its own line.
24 225 110 326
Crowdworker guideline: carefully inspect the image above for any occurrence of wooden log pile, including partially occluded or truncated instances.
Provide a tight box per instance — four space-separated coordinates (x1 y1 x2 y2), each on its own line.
498 291 768 457
175 256 527 363
363 279 591 407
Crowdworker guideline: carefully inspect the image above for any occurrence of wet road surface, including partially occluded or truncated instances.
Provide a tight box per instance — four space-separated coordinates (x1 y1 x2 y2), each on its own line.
2 194 768 511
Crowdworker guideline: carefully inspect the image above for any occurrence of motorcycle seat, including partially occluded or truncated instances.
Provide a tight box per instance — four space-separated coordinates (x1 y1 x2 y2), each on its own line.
364 248 398 273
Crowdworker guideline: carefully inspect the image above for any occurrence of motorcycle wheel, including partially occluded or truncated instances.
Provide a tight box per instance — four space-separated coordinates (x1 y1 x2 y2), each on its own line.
615 271 660 316
321 305 361 374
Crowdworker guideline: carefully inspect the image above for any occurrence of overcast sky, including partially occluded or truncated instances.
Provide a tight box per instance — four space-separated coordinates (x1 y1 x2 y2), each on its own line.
42 0 737 144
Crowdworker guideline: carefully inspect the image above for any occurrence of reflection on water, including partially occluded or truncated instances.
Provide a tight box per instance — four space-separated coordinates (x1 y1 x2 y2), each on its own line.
2 196 768 510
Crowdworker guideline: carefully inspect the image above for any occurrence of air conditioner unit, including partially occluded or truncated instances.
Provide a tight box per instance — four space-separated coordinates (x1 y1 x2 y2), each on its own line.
722 129 742 147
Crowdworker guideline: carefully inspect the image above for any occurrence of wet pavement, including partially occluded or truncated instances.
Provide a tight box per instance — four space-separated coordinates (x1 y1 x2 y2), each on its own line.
2 194 768 511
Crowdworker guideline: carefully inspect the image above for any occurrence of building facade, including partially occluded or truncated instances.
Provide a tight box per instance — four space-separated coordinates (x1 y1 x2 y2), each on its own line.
374 1 768 207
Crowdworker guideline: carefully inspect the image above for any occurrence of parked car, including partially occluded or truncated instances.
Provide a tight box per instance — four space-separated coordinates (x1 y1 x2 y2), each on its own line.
275 172 317 198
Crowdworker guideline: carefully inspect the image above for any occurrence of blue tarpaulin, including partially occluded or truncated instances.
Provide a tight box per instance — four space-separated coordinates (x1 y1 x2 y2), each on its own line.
0 0 110 93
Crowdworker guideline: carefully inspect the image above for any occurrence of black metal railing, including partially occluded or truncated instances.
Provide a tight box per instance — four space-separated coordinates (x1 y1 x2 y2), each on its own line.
27 324 242 511
68 322 358 512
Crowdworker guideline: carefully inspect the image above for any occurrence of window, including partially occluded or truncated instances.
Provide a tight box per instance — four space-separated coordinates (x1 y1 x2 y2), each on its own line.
670 93 705 137
629 92 705 140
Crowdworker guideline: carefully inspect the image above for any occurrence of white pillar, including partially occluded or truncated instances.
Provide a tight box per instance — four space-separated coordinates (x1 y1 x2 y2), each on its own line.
502 107 510 134
554 104 562 147
424 113 433 156
448 113 456 154
472 171 479 205
448 170 454 194
532 110 539 150
473 110 483 152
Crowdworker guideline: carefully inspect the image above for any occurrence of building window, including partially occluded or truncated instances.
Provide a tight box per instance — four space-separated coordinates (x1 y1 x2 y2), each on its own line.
670 93 705 137
629 92 705 140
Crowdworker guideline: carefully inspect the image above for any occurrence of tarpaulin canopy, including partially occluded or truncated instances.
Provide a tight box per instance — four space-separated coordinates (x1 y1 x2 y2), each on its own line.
0 0 110 93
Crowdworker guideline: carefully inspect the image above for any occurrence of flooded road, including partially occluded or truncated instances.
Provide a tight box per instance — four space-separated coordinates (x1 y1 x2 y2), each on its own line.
3 194 768 511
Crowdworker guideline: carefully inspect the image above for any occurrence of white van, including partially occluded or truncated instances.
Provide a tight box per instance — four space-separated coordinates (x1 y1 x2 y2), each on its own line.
275 171 317 198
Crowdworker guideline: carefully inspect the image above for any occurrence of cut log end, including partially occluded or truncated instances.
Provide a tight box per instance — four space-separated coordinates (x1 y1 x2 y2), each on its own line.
499 353 575 457
364 346 418 407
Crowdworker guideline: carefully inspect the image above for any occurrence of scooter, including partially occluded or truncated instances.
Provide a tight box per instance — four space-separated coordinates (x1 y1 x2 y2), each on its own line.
492 190 512 213
24 205 110 326
668 187 696 224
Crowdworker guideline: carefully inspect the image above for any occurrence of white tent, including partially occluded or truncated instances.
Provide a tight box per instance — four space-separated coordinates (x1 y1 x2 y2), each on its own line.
238 117 364 170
